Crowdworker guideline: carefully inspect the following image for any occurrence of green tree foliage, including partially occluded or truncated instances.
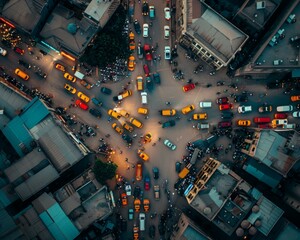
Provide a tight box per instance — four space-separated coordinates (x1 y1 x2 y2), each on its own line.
80 6 130 67
93 159 118 184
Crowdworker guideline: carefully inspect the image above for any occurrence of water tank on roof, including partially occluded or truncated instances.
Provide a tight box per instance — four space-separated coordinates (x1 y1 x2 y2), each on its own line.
67 23 77 35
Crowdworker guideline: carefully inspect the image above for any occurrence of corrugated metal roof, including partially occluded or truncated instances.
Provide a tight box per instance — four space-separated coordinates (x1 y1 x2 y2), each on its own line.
2 116 34 157
20 97 50 129
39 202 79 240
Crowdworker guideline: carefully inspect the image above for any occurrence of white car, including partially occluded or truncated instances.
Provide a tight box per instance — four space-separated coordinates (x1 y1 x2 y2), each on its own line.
164 46 171 60
143 23 149 37
164 139 176 150
293 111 300 118
164 25 170 39
141 91 148 104
164 7 171 20
238 105 252 114
125 184 132 196
0 47 7 56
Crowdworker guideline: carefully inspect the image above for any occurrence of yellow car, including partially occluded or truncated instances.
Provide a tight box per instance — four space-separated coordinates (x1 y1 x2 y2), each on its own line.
118 90 133 100
160 109 176 116
271 119 288 127
130 117 143 128
143 199 150 212
291 95 300 102
138 149 149 161
112 123 124 134
119 109 130 118
193 113 207 120
80 80 91 89
64 83 76 94
128 56 135 71
108 109 122 119
134 199 141 212
143 133 152 143
77 92 90 103
138 107 148 115
237 120 251 126
136 76 144 91
64 72 76 82
129 31 135 41
123 123 134 132
181 104 195 114
55 63 66 72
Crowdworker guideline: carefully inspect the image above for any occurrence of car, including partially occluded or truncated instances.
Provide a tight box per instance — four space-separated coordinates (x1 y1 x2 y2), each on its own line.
64 83 77 94
119 109 130 118
134 19 141 34
143 23 149 37
291 95 300 102
142 1 149 15
138 150 149 161
274 113 288 119
118 90 133 100
128 209 134 220
133 226 139 240
216 97 229 104
77 92 90 102
128 55 135 71
153 185 160 200
143 199 150 212
164 46 171 60
162 120 176 128
152 167 159 179
13 47 24 55
234 94 248 102
193 113 207 120
181 104 195 114
35 70 47 79
130 117 143 128
141 91 148 104
112 123 124 134
134 199 141 212
266 80 282 89
219 103 233 111
108 109 122 119
55 107 66 115
100 87 112 95
129 39 135 51
75 99 88 110
80 80 92 89
160 109 176 116
122 134 133 145
143 133 152 143
139 213 146 231
121 192 128 206
164 25 170 39
0 47 7 56
92 97 103 106
125 184 132 196
144 44 153 61
123 122 134 132
237 120 251 126
164 7 171 20
272 119 288 127
293 111 300 117
258 105 272 113
218 121 232 128
164 139 176 150
153 72 161 84
143 64 150 77
144 176 150 191
64 72 76 82
146 77 154 91
136 76 144 91
238 105 252 113
183 83 196 92
175 162 181 173
18 59 31 69
149 5 155 19
89 108 101 118
138 107 148 115
55 63 66 72
134 186 141 198
221 112 234 119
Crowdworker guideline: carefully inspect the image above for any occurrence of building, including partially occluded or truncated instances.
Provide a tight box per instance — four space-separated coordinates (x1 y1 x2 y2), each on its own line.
185 158 284 238
170 213 212 240
178 1 249 70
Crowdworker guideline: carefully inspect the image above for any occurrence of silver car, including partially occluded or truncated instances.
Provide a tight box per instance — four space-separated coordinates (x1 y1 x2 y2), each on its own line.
164 139 176 150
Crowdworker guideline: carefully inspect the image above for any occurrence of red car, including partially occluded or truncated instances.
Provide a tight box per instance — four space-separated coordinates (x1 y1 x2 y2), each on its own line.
274 113 288 119
143 64 150 77
218 121 232 128
183 83 196 92
14 47 24 55
216 97 229 104
143 44 153 61
219 103 233 111
75 99 88 110
144 177 150 191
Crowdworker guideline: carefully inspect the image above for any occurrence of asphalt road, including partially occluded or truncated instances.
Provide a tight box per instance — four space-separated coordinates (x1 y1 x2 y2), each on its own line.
1 2 300 240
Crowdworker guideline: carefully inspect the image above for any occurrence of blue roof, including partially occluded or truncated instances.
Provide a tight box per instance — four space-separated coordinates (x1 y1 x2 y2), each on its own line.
40 203 79 240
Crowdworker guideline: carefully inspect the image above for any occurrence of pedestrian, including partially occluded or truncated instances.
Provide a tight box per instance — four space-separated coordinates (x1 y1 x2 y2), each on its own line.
158 137 161 141
125 158 128 162
132 164 135 168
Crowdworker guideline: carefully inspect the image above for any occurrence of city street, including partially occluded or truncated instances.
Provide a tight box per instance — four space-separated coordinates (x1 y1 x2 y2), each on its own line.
1 2 300 240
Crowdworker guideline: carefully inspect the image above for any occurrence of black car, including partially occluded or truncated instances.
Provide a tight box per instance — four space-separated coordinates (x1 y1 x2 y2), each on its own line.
18 59 31 69
266 80 283 89
162 120 176 128
122 134 132 145
142 2 149 15
175 162 181 173
100 87 112 95
221 112 234 119
152 167 159 179
89 108 101 118
146 77 154 91
134 186 141 198
153 72 161 84
134 19 141 34
234 94 248 102
35 70 47 78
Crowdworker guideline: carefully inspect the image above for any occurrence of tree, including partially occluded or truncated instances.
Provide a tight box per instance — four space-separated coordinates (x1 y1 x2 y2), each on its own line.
93 159 118 184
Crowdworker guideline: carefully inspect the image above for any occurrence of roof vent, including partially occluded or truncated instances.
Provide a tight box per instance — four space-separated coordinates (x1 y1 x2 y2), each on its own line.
257 1 266 10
